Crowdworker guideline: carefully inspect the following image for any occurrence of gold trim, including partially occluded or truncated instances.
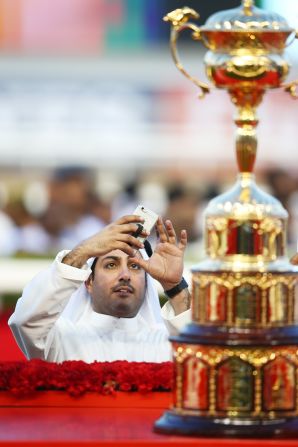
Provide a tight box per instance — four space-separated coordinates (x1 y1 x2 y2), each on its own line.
206 216 286 261
253 367 261 415
175 354 184 409
289 286 294 322
261 288 267 326
191 271 298 327
173 345 298 418
209 366 216 415
174 345 298 370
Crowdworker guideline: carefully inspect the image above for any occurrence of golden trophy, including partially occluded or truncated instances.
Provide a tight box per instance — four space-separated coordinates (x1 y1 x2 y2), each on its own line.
155 0 298 437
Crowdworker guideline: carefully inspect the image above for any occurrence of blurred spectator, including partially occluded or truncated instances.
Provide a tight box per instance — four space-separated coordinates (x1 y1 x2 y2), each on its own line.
0 210 19 256
2 166 110 256
4 166 296 260
165 184 201 244
4 199 51 255
42 166 106 251
264 167 297 247
264 168 296 209
111 180 139 220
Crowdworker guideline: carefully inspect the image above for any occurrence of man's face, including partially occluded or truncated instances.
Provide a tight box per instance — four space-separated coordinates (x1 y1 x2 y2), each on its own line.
85 250 146 318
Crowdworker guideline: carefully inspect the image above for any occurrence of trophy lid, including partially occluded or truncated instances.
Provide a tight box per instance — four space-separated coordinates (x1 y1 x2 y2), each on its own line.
205 173 287 220
202 0 292 32
196 173 291 272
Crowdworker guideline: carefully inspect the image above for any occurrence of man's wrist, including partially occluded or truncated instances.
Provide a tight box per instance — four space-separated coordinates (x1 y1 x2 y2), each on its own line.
166 287 191 315
62 246 89 269
164 277 188 299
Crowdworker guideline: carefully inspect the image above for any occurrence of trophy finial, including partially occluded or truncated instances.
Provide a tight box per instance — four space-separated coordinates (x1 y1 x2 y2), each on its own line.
242 0 254 15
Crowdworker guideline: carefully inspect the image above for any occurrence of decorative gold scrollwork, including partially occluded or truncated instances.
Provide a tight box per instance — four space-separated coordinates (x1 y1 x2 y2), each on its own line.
226 56 268 79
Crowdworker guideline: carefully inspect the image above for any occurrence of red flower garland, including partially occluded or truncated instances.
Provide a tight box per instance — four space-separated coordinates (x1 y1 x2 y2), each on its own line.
0 360 173 397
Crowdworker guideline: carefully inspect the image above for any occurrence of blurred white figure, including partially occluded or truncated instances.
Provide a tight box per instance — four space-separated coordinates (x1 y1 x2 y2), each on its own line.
17 180 52 254
137 182 168 216
0 210 19 256
58 214 106 250
17 223 52 255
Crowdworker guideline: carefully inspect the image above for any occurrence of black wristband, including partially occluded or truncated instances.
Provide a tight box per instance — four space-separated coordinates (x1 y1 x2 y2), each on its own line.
164 277 188 299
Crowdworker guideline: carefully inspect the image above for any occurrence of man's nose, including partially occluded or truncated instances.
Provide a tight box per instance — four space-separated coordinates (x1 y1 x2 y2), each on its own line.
118 265 131 281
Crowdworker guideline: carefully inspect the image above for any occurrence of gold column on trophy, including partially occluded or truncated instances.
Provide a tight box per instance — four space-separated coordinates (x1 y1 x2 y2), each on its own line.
155 0 298 437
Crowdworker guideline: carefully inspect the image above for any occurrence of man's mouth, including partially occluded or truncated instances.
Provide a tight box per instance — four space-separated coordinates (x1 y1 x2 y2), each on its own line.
113 285 134 295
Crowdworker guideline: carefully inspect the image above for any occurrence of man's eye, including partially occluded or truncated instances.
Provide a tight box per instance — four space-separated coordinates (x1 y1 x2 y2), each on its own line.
105 262 116 269
130 263 140 270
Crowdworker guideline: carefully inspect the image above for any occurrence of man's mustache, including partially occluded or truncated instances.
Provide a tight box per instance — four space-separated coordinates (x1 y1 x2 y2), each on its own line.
112 281 134 293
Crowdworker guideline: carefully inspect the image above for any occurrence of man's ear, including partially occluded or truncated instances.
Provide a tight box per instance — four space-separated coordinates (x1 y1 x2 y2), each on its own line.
85 275 93 293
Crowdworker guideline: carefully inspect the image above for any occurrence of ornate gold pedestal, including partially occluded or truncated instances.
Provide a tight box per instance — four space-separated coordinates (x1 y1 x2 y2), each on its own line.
155 0 298 438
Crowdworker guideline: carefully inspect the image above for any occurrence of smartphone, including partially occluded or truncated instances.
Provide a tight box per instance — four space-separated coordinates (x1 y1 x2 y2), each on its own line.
132 205 159 242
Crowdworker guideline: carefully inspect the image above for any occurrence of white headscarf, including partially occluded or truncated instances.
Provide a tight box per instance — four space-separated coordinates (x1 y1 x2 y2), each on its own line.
60 249 167 330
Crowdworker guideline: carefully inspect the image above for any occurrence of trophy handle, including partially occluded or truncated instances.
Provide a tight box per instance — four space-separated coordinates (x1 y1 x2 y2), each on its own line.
283 31 298 98
163 8 211 99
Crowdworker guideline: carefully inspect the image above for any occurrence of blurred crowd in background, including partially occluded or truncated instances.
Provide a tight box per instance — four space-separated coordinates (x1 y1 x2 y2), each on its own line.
0 0 297 263
1 166 297 261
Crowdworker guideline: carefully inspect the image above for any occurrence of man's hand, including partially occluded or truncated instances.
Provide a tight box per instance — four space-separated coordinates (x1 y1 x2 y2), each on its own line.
62 215 146 268
291 253 298 265
130 217 187 290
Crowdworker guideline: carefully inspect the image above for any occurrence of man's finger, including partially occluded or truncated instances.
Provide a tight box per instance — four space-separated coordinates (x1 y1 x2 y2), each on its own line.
115 241 137 257
128 256 149 272
117 223 145 234
178 229 188 250
165 219 177 244
156 217 168 243
121 234 144 249
116 215 144 225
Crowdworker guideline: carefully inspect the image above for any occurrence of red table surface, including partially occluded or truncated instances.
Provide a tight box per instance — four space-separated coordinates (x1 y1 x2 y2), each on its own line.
0 392 298 446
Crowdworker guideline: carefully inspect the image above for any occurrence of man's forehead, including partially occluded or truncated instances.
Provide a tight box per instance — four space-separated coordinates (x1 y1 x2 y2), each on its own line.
99 249 142 262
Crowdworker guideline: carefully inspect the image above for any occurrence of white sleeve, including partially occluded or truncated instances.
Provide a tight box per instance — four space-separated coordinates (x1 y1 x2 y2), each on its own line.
160 301 191 335
8 250 92 360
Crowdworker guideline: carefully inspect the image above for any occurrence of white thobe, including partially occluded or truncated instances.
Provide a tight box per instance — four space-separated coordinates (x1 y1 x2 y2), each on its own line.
9 251 191 363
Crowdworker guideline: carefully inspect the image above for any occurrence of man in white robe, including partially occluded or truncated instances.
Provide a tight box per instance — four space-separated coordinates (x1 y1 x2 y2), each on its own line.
9 214 191 363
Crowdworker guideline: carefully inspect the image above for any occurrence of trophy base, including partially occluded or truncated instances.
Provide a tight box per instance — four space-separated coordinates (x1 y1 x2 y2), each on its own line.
154 411 298 438
172 323 298 346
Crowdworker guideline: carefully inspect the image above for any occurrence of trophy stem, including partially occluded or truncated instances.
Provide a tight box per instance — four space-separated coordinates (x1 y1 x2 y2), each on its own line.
230 88 264 173
234 106 258 173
